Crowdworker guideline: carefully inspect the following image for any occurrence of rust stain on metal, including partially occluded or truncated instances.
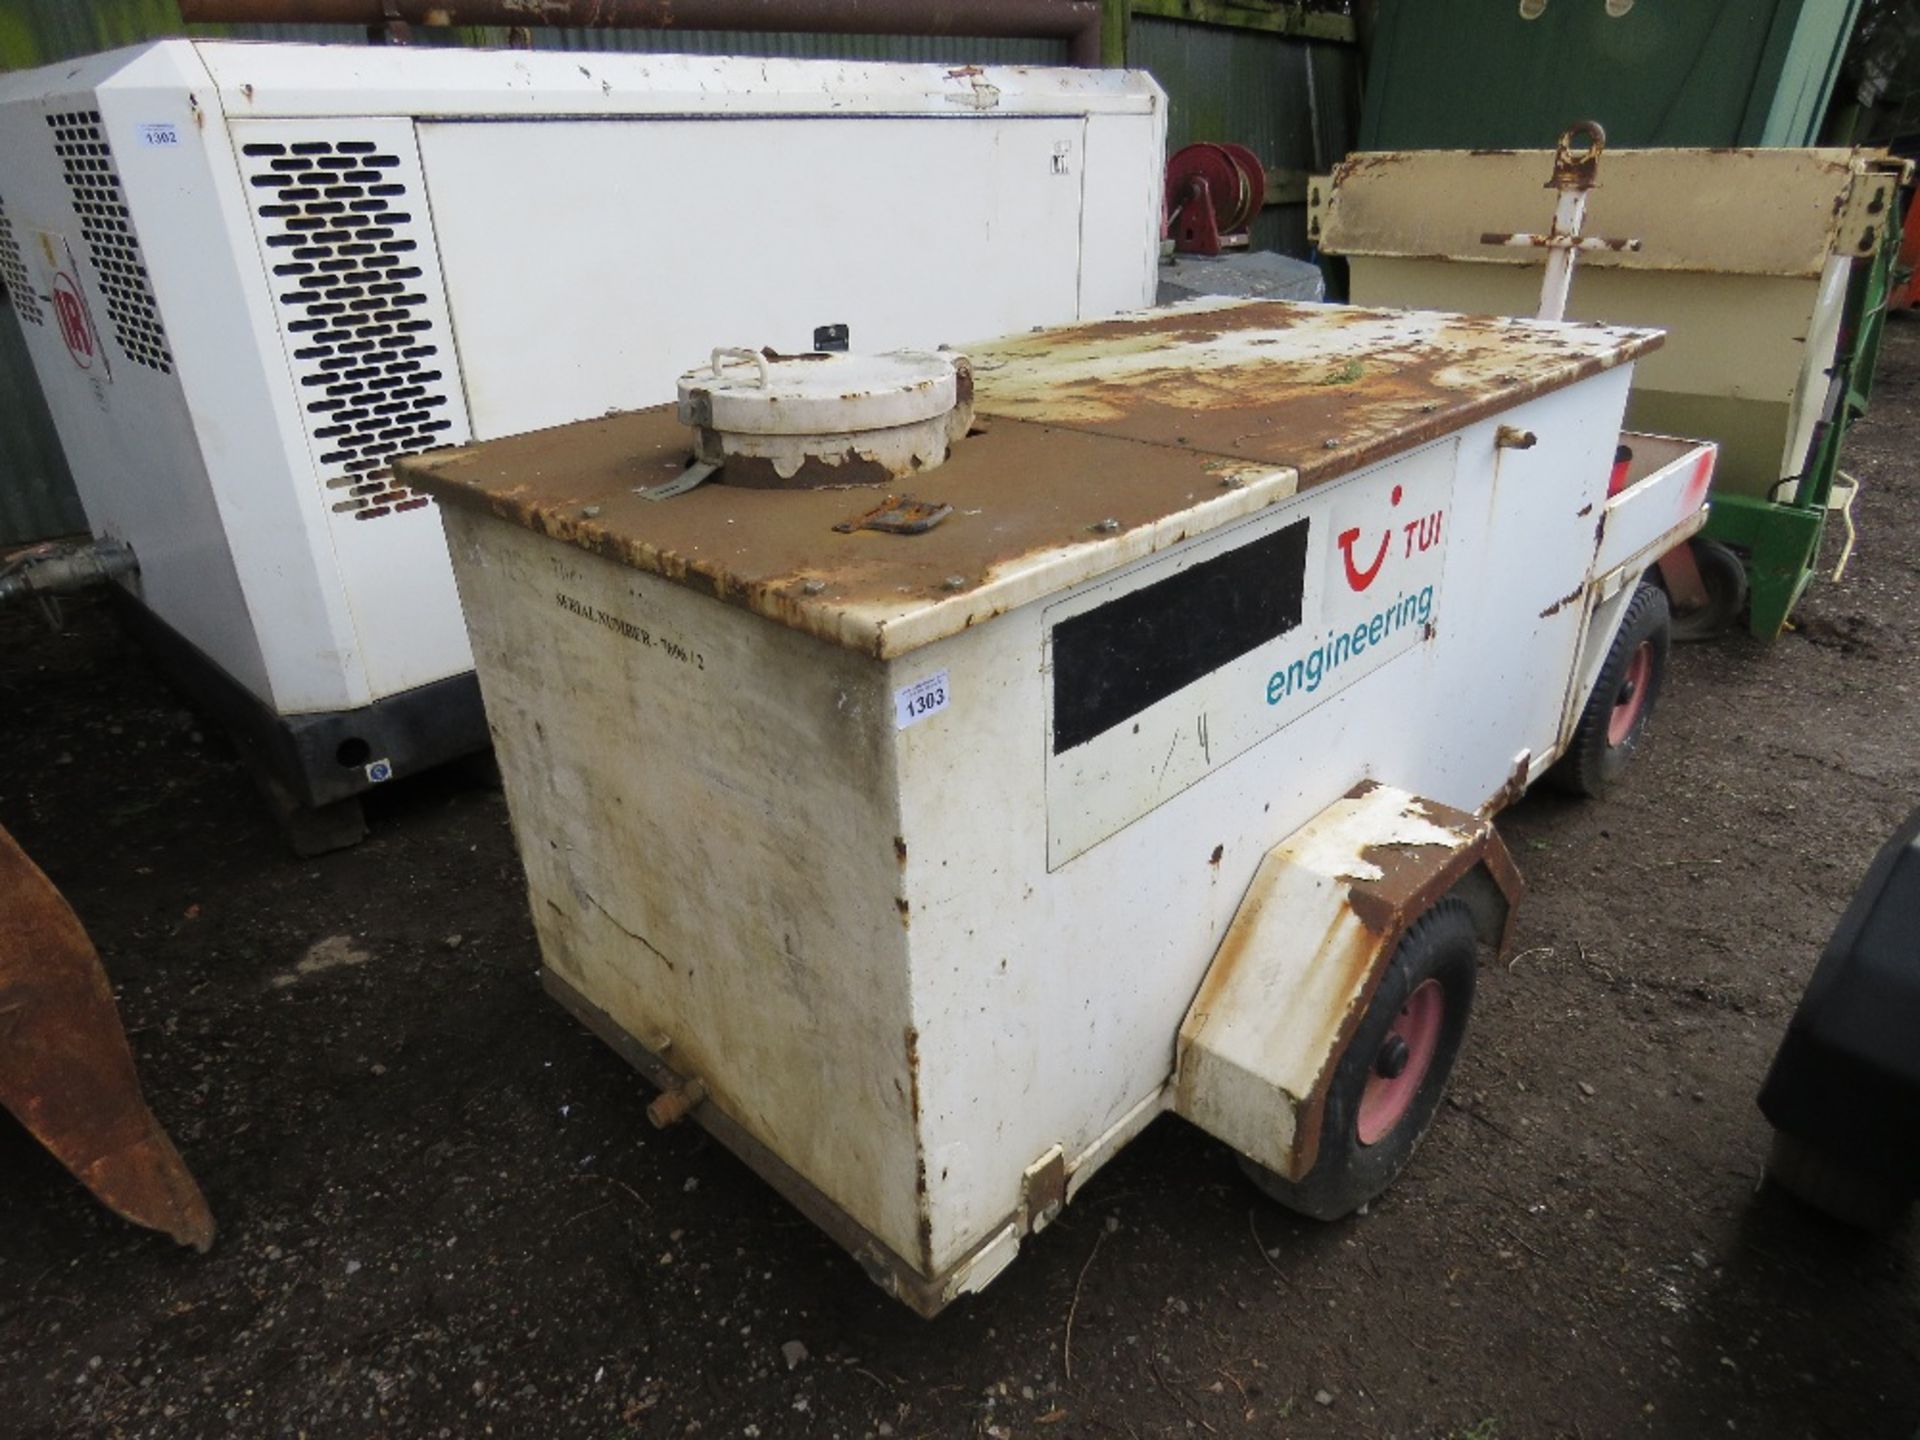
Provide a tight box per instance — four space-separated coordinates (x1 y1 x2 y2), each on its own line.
895 896 911 929
645 1076 707 1128
1538 583 1584 619
403 300 1658 659
832 495 953 535
1548 121 1606 192
0 825 215 1252
1482 752 1532 817
904 1025 933 1269
1328 150 1411 184
1481 231 1642 253
717 450 899 492
1209 843 1223 867
893 835 908 866
1182 888 1267 1031
962 302 1657 490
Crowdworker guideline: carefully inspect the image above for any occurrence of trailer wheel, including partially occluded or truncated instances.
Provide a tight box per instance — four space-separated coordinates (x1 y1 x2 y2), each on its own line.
1671 538 1748 643
1549 582 1670 798
1240 899 1477 1221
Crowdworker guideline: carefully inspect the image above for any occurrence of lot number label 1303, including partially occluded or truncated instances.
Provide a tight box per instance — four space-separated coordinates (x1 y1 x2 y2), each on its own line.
894 671 951 730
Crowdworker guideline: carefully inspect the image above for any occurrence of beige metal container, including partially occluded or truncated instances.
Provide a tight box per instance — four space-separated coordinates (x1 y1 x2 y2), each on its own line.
1312 146 1904 502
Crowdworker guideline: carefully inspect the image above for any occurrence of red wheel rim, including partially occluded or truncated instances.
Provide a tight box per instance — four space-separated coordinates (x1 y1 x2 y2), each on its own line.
1606 642 1654 747
1356 978 1445 1146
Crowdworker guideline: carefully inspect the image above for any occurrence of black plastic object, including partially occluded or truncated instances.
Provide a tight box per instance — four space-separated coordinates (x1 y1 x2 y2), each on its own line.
1050 518 1308 753
812 323 850 352
1758 805 1920 1196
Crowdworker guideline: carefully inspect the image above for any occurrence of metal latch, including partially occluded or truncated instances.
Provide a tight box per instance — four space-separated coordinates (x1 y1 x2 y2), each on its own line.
638 460 720 502
833 496 953 535
1021 1145 1066 1232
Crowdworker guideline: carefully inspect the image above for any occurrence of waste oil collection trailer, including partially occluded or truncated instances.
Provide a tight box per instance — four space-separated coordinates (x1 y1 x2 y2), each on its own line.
401 298 1716 1313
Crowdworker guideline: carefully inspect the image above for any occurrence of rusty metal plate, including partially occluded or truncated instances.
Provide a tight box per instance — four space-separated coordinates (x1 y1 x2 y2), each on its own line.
832 497 953 535
402 299 1658 659
0 825 215 1251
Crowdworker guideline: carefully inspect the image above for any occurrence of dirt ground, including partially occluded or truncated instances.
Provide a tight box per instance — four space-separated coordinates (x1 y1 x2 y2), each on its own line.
5 325 1920 1440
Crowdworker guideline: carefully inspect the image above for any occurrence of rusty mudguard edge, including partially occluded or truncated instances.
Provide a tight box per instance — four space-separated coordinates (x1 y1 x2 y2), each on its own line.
0 825 215 1252
1174 782 1523 1186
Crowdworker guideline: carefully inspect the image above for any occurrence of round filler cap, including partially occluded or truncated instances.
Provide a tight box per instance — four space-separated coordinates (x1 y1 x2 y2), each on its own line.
677 348 959 436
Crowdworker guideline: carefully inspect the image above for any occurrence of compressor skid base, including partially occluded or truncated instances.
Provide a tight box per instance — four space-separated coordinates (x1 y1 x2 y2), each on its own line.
405 298 1714 1312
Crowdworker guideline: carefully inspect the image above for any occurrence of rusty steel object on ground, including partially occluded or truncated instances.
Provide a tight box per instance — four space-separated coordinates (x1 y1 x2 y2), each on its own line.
175 0 1106 63
0 826 214 1252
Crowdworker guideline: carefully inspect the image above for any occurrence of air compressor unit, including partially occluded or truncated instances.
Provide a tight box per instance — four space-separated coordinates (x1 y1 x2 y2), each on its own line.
0 40 1162 845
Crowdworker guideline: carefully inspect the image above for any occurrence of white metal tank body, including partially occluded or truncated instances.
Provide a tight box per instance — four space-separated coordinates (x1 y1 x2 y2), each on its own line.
0 41 1163 843
404 299 1714 1314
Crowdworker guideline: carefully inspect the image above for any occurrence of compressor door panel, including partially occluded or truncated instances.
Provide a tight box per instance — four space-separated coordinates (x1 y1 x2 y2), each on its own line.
417 116 1088 440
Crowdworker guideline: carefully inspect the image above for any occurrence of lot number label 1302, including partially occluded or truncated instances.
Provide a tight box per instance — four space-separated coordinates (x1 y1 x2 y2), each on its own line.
894 671 951 730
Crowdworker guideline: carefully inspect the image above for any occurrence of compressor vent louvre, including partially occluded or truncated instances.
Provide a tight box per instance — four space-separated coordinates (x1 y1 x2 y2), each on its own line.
240 136 456 522
0 196 44 327
45 112 172 372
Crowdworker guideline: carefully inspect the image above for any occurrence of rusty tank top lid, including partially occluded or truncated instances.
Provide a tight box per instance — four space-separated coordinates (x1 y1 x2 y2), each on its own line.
400 299 1662 661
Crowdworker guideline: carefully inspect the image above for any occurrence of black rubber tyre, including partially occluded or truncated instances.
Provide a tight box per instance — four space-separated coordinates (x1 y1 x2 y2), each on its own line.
1670 538 1749 643
1240 899 1478 1221
1548 581 1670 799
1766 1132 1913 1232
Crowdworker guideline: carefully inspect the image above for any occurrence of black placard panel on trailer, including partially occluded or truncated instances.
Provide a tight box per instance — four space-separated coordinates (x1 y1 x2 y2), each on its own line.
1051 518 1309 754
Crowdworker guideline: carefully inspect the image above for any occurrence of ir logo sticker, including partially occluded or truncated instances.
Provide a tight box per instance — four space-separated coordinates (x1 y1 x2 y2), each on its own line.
51 272 97 371
894 671 951 730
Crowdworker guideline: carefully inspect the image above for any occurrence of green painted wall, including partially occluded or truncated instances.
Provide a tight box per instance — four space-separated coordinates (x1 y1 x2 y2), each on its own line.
1360 0 1862 150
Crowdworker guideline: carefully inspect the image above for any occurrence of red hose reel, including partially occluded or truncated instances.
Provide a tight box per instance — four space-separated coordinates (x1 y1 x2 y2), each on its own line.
1164 141 1266 256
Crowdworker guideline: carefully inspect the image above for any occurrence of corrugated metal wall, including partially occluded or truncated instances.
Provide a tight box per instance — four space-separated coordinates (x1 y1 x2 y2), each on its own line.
0 2 1357 543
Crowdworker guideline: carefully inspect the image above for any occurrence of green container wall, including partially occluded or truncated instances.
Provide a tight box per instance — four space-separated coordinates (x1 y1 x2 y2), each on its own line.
1360 0 1862 151
0 3 1355 543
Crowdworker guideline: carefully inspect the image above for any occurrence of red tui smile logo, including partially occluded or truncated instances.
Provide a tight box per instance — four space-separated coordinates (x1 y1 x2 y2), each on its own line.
1337 485 1403 592
1336 484 1446 593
